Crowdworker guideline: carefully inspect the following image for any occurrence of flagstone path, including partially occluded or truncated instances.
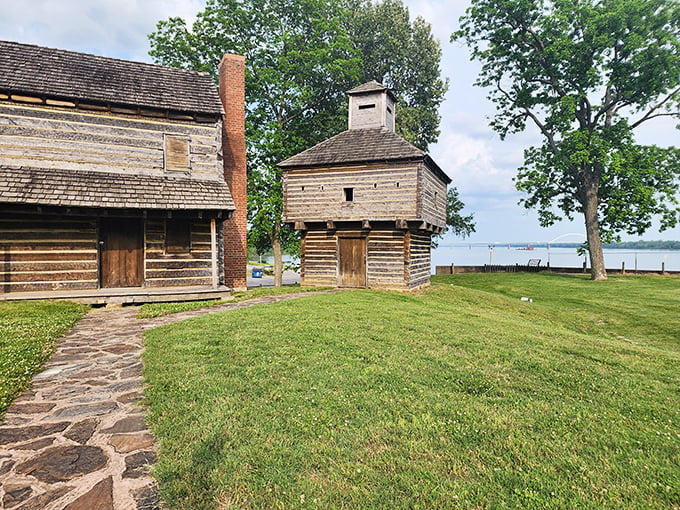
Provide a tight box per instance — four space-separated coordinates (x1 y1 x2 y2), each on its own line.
0 290 342 510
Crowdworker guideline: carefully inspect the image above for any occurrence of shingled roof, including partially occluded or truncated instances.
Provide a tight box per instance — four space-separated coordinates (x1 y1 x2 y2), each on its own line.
0 166 235 211
0 40 223 115
346 80 395 99
278 128 451 183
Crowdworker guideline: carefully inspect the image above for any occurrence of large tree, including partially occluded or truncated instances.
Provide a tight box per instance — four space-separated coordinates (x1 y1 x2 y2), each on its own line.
150 0 467 285
453 0 680 280
150 0 361 286
346 0 449 150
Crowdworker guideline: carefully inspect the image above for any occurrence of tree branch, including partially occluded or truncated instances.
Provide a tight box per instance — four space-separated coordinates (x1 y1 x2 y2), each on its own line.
520 23 568 98
631 86 680 129
497 80 560 155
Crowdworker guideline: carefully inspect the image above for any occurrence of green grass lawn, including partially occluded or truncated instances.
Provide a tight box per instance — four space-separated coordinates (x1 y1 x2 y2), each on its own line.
142 273 679 509
0 300 87 418
137 285 329 318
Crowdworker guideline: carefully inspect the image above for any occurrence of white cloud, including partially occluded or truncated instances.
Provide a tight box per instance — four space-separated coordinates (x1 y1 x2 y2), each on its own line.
0 0 203 62
432 131 519 196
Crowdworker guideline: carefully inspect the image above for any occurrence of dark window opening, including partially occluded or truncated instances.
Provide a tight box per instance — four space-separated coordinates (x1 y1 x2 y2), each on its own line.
358 104 376 110
387 106 393 114
373 183 377 188
344 187 354 202
396 182 400 188
301 186 305 191
320 185 324 191
166 220 192 253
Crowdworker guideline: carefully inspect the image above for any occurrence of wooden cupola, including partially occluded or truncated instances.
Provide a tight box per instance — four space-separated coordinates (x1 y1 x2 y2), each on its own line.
347 81 396 131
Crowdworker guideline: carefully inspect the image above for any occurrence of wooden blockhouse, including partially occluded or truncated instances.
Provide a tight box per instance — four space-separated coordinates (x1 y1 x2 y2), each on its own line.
0 41 248 302
280 81 451 290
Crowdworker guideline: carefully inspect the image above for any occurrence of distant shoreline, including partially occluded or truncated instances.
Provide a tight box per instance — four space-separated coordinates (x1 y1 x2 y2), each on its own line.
468 241 680 250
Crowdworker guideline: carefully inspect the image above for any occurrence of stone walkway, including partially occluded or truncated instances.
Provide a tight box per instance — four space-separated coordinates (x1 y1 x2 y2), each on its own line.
0 290 342 510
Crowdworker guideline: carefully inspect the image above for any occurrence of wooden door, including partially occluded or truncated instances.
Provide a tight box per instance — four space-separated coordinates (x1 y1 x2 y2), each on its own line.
100 218 143 288
338 237 366 288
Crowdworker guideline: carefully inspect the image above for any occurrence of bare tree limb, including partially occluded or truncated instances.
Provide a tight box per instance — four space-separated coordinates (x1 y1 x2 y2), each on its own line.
631 86 680 129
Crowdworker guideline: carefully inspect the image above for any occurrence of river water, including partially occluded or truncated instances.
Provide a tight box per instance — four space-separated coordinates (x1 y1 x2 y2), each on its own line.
431 246 679 272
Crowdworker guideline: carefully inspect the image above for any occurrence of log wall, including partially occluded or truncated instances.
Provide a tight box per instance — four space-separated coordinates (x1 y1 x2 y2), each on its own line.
0 211 219 293
407 230 432 289
0 102 223 181
366 230 408 289
300 230 339 287
418 163 448 228
0 213 98 293
299 226 432 290
284 162 419 223
144 219 216 288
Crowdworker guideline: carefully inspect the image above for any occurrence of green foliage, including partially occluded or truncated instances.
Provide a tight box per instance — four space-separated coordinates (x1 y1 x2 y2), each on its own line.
149 0 450 265
137 299 225 319
0 301 87 417
142 274 679 508
453 0 680 277
345 0 449 150
445 187 476 237
136 286 330 318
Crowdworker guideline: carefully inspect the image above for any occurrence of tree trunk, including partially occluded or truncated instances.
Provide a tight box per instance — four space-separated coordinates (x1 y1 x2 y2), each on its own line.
272 223 283 288
583 182 607 281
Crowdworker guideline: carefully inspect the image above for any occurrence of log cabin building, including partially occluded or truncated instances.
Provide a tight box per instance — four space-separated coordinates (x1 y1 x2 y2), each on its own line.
280 81 451 290
0 40 247 302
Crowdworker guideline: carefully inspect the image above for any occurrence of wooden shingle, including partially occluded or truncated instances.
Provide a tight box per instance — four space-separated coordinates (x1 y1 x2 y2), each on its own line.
278 127 451 184
0 166 235 211
0 40 223 115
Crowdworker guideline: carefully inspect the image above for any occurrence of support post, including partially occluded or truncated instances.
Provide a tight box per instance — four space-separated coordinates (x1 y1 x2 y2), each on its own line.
210 218 218 288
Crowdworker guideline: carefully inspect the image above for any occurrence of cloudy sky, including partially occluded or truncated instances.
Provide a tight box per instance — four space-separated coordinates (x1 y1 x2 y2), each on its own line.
2 0 678 246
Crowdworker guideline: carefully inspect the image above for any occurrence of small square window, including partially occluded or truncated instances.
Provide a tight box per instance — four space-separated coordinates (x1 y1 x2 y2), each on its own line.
166 220 191 253
344 187 354 202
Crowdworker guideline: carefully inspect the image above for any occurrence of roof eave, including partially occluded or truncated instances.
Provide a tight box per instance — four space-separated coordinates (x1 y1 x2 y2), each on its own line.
423 155 452 185
278 155 426 171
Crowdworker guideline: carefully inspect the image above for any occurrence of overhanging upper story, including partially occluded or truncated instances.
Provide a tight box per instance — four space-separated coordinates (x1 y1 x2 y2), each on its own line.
279 81 451 231
0 40 235 218
279 128 450 230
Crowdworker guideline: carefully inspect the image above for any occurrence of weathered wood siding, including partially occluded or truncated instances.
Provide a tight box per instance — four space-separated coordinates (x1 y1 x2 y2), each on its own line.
366 230 407 289
418 163 448 228
299 230 339 287
406 230 432 289
301 227 429 290
0 213 98 292
299 226 432 290
348 92 395 131
0 103 223 181
284 162 419 223
144 219 215 288
0 212 218 293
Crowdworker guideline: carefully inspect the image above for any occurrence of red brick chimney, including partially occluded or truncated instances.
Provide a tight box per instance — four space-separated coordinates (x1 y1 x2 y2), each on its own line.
219 54 247 290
